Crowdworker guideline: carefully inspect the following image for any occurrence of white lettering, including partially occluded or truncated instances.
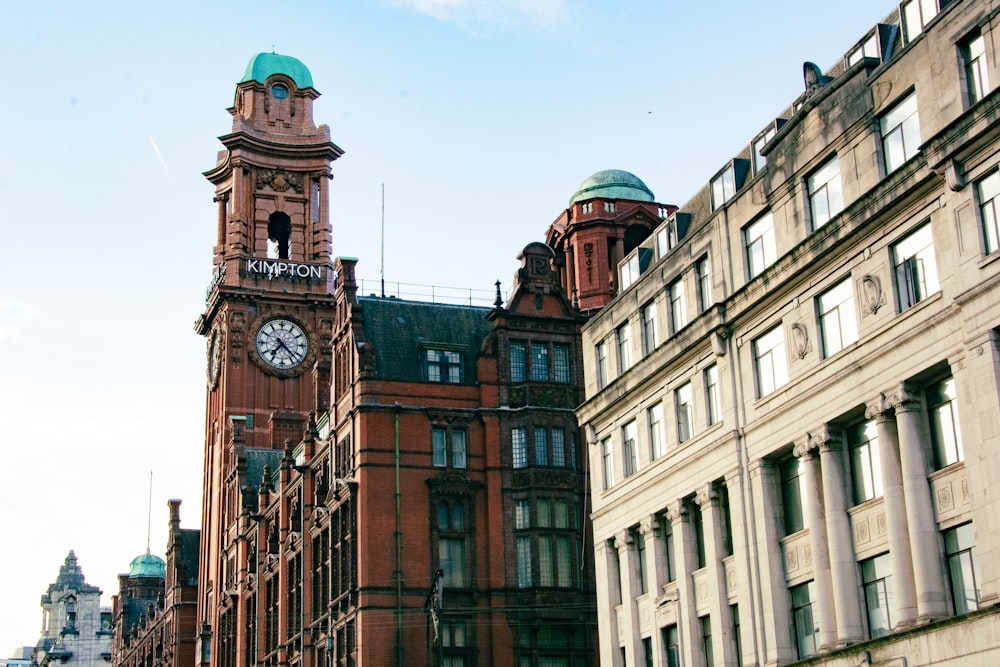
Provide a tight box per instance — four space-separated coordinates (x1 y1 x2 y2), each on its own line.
244 258 325 280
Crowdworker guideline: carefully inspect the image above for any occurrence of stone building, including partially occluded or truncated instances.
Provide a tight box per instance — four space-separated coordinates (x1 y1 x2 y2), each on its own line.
192 52 680 667
110 501 199 667
32 552 112 667
576 0 1000 665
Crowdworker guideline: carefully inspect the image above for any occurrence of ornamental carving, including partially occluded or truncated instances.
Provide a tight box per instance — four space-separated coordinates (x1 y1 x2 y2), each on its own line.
856 518 870 544
230 311 246 366
937 484 954 511
257 168 304 193
859 274 885 317
790 322 812 360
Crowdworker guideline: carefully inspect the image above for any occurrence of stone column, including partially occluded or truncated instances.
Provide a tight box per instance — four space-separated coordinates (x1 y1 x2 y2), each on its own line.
794 439 836 650
867 396 918 627
724 468 753 667
695 484 735 666
668 500 701 667
595 538 622 666
615 531 642 666
888 388 948 621
811 428 863 645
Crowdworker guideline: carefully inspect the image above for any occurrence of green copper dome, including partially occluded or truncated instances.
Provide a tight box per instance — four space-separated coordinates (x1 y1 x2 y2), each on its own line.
128 552 166 579
240 52 314 89
569 169 655 205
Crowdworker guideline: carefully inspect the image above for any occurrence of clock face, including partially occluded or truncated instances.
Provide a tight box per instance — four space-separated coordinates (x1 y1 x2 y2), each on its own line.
207 328 223 388
255 318 308 370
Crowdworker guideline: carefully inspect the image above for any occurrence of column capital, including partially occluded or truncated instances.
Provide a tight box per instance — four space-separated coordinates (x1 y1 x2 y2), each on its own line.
793 438 816 459
614 530 634 553
665 499 688 523
865 394 895 422
694 484 718 508
639 515 657 537
884 385 921 414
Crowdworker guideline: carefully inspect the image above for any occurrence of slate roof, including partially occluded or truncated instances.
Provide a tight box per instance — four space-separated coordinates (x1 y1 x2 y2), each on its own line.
357 297 494 383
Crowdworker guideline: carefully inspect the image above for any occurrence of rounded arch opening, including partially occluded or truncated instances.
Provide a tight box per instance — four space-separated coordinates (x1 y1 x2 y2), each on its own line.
267 211 292 259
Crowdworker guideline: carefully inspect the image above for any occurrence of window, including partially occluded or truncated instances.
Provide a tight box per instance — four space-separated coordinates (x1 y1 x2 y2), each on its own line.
437 501 465 531
538 498 574 587
977 169 1000 254
691 499 706 568
632 526 648 594
532 427 549 466
668 279 687 333
892 223 939 310
622 420 638 477
441 621 468 667
818 277 858 357
720 483 734 556
663 625 680 667
439 538 466 587
551 429 567 467
849 420 882 505
791 582 820 658
648 402 666 460
427 349 462 383
780 457 805 535
881 92 921 174
530 343 549 381
745 212 777 278
656 220 679 256
596 340 609 388
928 377 963 469
641 301 659 355
675 382 694 443
808 156 844 229
432 428 467 468
510 342 526 382
847 31 880 66
696 257 712 313
861 553 894 638
700 616 713 666
944 522 982 614
658 513 676 583
516 535 532 588
902 0 951 42
553 344 571 383
512 427 528 469
963 32 989 104
617 322 633 372
705 364 721 425
642 637 653 667
712 166 736 209
753 325 788 397
601 437 614 489
753 126 777 174
620 253 640 290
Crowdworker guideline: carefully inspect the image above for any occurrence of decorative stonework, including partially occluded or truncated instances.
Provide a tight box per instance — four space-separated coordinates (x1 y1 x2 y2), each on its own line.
876 512 888 536
859 274 886 317
230 311 246 366
937 484 954 511
786 546 800 572
790 322 812 360
856 518 870 544
257 168 304 193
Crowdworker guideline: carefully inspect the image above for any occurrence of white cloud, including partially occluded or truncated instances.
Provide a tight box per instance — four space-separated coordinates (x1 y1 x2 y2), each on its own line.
0 297 40 342
388 0 568 28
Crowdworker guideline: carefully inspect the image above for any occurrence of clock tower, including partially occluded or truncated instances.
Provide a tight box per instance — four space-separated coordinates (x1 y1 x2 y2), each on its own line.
193 52 343 667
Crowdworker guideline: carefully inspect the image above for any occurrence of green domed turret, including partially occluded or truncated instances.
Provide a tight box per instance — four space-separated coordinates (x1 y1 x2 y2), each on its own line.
240 52 314 89
570 169 655 205
128 552 166 579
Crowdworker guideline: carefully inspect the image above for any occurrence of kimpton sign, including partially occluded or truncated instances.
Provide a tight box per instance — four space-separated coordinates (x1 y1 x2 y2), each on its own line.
243 258 326 280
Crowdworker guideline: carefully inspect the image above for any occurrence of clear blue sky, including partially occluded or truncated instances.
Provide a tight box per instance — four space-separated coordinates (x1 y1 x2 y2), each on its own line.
0 0 892 653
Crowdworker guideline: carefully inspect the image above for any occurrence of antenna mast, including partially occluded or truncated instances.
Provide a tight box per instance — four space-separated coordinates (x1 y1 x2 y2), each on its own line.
146 470 153 554
380 183 386 298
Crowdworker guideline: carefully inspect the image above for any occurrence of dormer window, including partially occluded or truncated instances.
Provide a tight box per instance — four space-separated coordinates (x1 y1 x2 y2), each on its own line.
271 83 289 99
426 348 462 383
581 202 593 214
846 32 879 66
711 167 736 210
604 201 616 213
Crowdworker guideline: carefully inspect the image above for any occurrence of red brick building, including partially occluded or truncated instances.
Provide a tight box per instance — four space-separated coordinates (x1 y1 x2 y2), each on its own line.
190 52 673 667
110 501 200 667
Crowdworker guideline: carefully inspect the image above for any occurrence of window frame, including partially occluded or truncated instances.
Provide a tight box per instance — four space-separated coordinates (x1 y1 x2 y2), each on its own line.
817 277 859 358
790 581 820 659
962 31 989 105
976 168 1000 254
752 324 788 398
848 420 883 505
617 321 633 373
512 427 528 469
668 278 687 334
432 427 468 469
426 348 463 383
711 166 736 210
705 364 721 426
944 522 982 614
745 211 777 279
892 222 939 311
880 92 921 174
696 256 712 313
861 553 894 638
648 402 666 460
640 300 659 355
596 340 609 388
621 420 638 478
675 382 694 443
927 377 963 469
807 155 844 231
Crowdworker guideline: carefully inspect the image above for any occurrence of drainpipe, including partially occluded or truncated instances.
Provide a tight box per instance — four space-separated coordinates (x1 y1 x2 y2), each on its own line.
394 403 404 667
